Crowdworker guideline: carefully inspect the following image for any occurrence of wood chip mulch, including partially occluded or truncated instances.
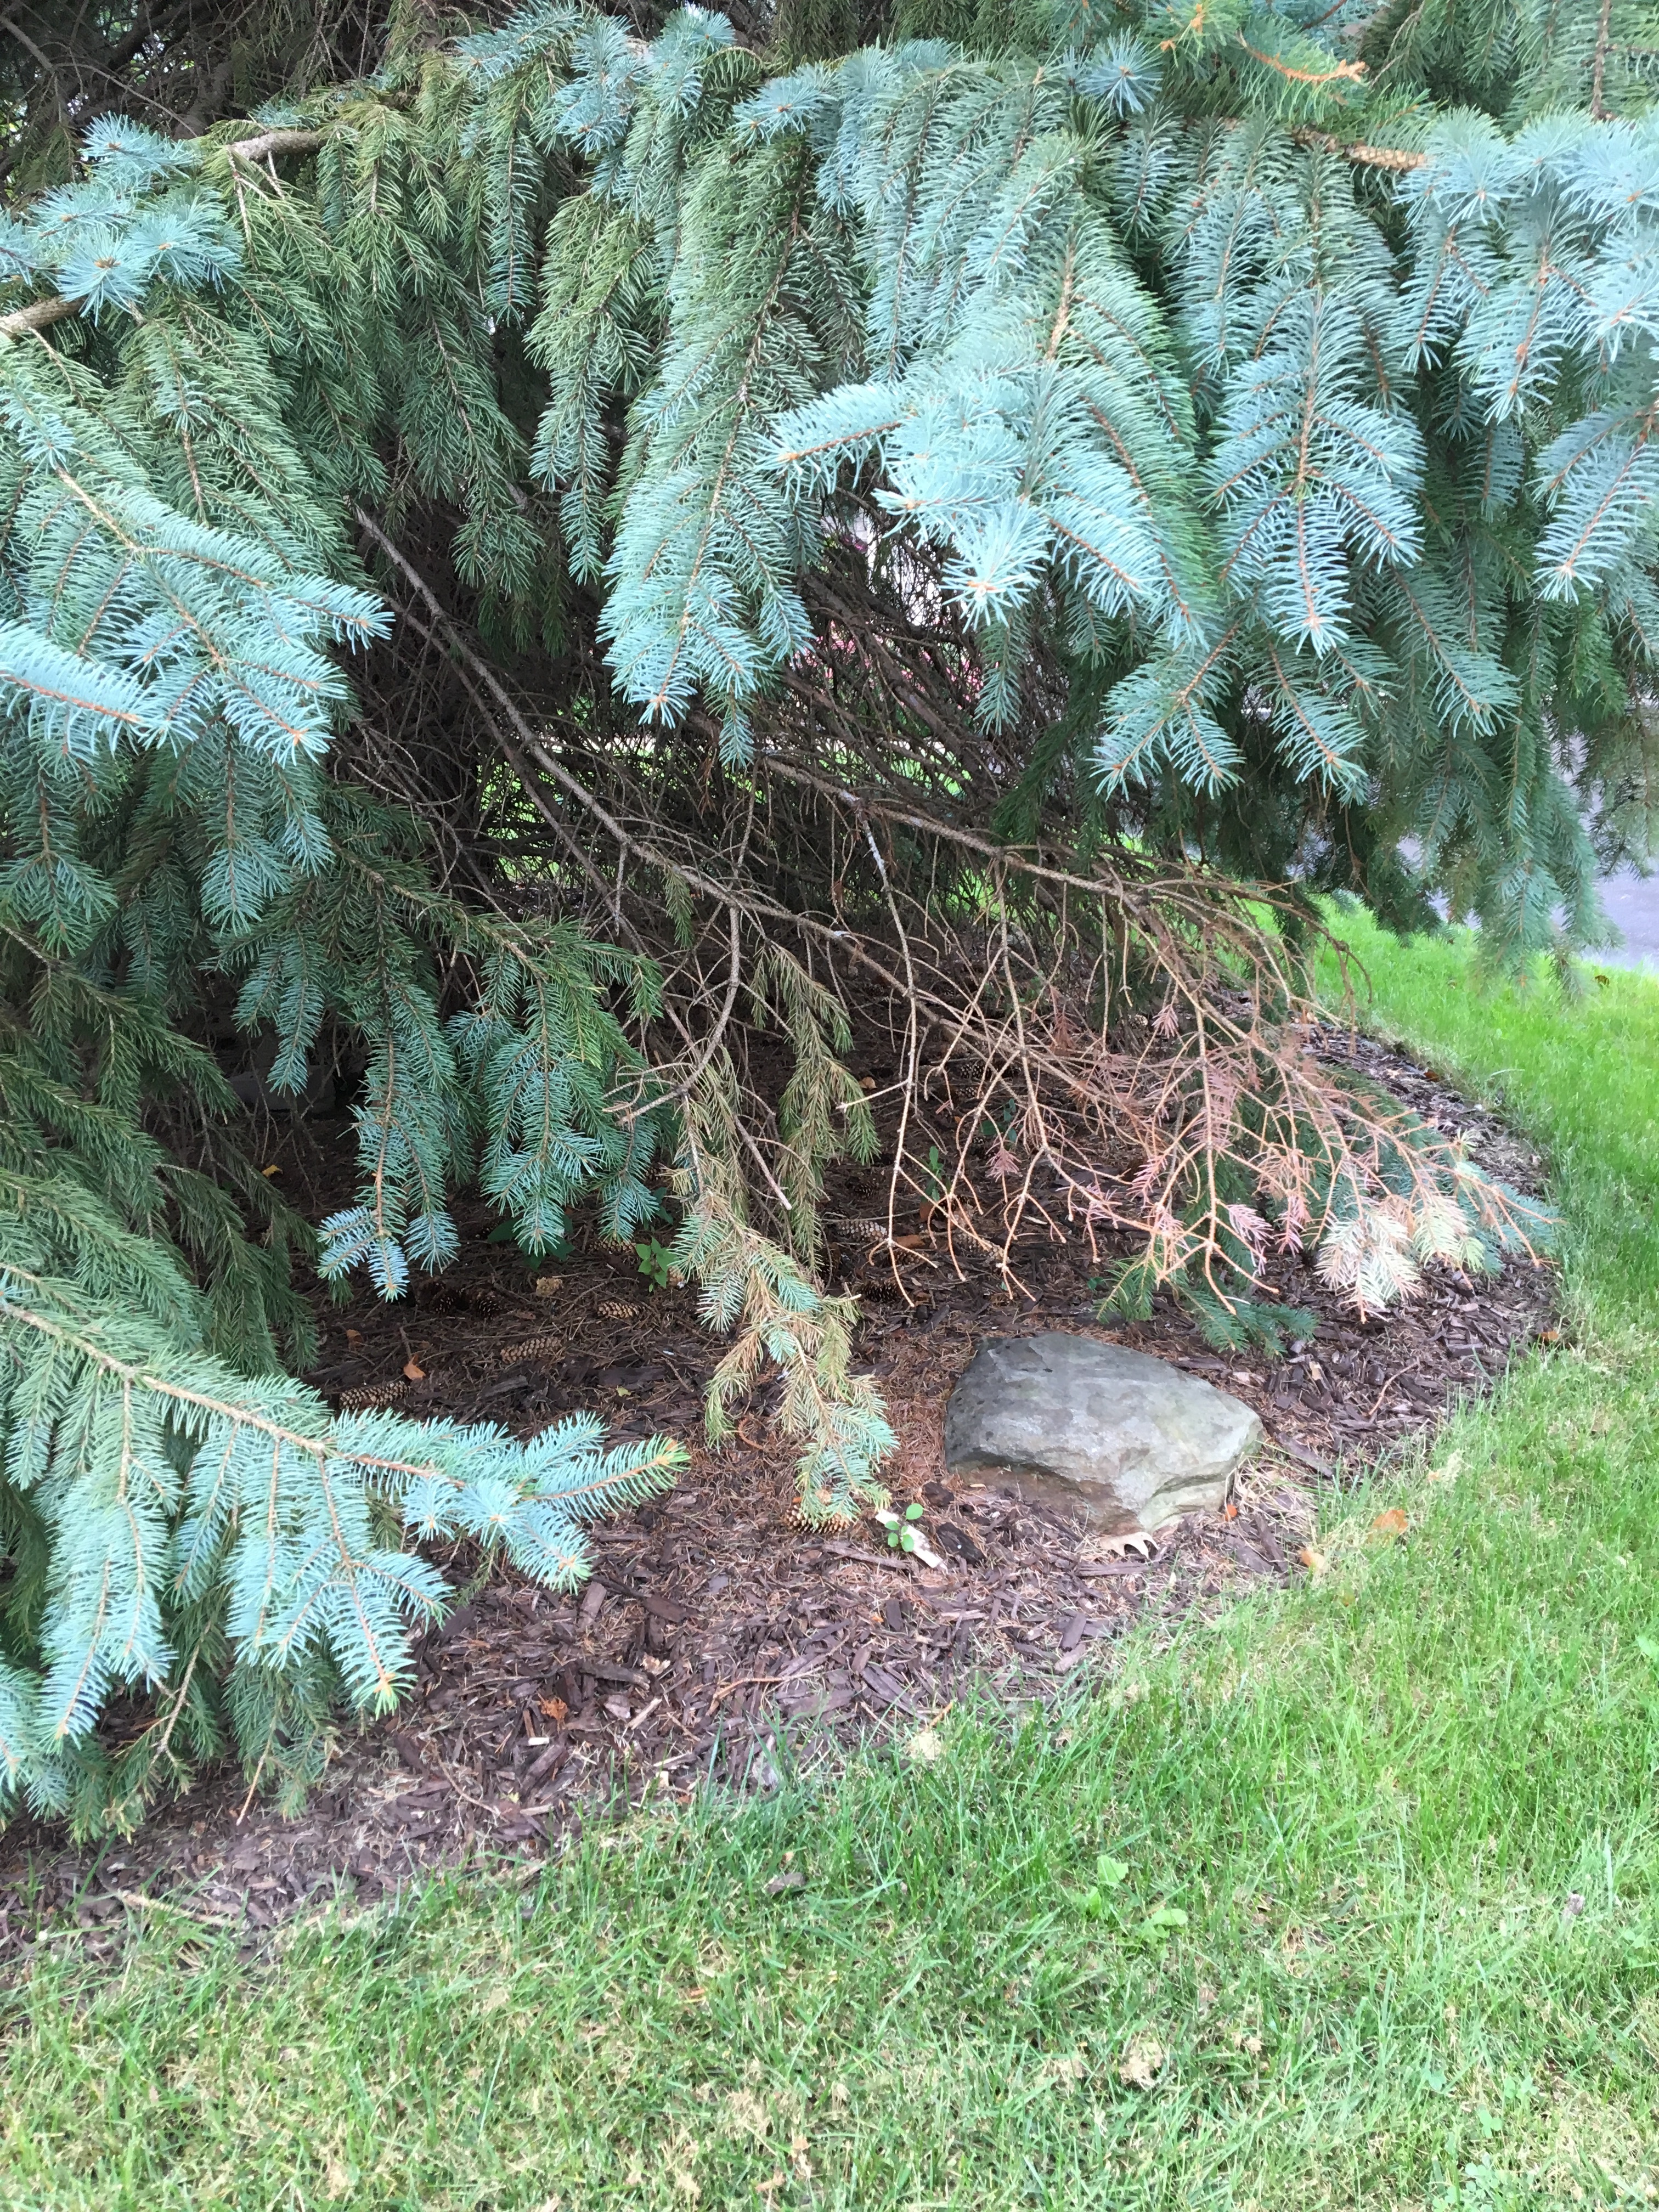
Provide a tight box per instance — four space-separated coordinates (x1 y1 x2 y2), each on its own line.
0 1028 1558 1965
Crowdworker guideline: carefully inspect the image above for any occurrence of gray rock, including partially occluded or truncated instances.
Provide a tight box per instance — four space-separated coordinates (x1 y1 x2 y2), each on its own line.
943 1332 1261 1533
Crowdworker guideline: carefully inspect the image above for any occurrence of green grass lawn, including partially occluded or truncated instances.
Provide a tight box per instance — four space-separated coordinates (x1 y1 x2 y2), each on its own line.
3 922 1658 2212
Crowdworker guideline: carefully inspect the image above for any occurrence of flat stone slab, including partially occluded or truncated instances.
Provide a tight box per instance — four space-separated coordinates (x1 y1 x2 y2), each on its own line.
943 1332 1262 1533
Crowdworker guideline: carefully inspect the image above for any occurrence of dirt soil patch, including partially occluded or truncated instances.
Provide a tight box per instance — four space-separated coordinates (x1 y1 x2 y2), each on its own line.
0 1030 1555 1962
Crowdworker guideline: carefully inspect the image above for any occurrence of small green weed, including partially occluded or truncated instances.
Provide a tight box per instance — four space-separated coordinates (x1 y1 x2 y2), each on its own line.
634 1238 675 1290
883 1500 926 1553
484 1218 572 1269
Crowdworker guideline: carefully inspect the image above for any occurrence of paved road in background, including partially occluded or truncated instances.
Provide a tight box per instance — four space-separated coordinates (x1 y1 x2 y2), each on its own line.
1406 836 1658 972
1596 871 1659 973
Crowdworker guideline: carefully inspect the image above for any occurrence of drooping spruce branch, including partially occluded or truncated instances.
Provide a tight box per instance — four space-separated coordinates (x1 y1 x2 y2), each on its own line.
0 1235 681 1829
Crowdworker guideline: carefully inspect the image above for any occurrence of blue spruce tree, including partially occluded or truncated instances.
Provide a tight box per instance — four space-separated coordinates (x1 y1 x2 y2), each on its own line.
0 0 1626 1827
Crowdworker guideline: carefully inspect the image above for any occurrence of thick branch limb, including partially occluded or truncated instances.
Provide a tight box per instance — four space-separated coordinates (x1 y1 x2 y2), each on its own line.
1290 125 1427 170
1591 0 1615 116
0 126 329 342
0 290 78 340
220 125 328 163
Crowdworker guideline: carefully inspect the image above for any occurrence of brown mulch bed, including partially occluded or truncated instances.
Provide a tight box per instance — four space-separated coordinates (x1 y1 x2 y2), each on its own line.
0 1028 1556 1962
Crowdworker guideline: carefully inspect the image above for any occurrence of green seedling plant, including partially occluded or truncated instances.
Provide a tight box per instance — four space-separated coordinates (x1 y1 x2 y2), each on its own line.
635 1239 675 1290
887 1501 926 1554
1138 1905 1190 1945
1074 1854 1189 1947
487 1220 573 1271
1075 1853 1131 1918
